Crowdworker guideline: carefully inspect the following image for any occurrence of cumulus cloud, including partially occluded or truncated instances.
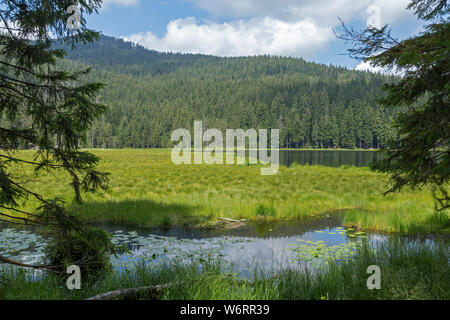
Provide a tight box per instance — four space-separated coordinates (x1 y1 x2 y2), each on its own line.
122 0 417 58
190 0 414 26
355 60 405 76
123 17 333 57
369 0 414 25
191 0 361 22
355 61 384 73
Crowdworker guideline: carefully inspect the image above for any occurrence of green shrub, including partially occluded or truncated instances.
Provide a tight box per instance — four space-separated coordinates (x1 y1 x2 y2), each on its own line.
44 226 121 281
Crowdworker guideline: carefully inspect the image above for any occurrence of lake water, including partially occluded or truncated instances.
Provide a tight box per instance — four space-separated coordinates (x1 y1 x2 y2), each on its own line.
279 150 384 168
0 215 434 278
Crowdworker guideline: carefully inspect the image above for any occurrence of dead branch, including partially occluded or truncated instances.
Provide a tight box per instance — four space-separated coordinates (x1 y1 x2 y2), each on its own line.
0 254 61 271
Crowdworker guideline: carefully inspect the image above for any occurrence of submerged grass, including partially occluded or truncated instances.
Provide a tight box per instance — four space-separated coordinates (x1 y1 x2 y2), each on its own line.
10 149 449 235
1 239 448 300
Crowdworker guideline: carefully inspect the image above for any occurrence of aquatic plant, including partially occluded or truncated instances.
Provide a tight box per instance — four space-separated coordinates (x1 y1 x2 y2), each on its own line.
1 238 447 300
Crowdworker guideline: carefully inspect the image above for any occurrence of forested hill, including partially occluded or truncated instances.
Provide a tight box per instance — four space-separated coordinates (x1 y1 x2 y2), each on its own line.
60 35 361 80
59 35 398 149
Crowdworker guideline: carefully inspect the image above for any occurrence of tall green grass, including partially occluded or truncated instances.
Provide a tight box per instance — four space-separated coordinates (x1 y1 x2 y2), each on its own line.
10 149 449 234
1 240 448 300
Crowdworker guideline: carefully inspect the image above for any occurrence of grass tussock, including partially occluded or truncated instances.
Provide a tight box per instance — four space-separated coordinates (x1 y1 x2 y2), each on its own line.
10 149 449 235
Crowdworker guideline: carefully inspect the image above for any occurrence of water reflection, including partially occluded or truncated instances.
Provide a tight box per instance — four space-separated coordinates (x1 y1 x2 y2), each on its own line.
279 150 384 167
0 217 442 279
0 216 377 278
95 215 344 239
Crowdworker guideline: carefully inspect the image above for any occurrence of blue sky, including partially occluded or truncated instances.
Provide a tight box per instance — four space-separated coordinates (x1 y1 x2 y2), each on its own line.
86 0 423 70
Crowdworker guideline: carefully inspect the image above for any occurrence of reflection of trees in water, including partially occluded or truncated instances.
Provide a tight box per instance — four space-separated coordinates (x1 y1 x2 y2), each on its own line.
88 215 344 240
280 150 384 168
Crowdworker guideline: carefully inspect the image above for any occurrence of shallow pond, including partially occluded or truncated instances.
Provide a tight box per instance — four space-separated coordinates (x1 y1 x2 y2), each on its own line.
0 216 438 278
279 150 384 167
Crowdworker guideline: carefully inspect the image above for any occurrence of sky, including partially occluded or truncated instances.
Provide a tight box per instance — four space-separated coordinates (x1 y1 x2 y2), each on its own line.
85 0 424 71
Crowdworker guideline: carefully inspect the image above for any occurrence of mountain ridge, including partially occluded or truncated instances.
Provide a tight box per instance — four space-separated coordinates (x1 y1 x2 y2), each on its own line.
55 35 397 149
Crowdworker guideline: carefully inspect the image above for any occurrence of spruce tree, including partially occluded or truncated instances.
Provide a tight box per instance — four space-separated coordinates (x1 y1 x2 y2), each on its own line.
0 0 116 273
338 0 449 209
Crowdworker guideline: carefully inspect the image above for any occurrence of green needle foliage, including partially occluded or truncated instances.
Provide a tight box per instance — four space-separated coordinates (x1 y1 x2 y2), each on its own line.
337 0 449 210
0 0 116 274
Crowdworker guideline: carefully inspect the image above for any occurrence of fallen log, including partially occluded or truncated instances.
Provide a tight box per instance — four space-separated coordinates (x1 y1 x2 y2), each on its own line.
86 274 278 300
218 217 246 223
86 283 173 300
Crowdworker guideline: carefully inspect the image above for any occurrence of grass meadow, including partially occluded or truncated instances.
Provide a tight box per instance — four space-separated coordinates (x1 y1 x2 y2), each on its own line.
11 149 448 235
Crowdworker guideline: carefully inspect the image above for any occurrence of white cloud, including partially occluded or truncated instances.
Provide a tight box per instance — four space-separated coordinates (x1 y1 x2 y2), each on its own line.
101 0 140 9
122 0 419 58
191 0 363 26
123 17 333 57
355 60 405 76
190 0 415 26
355 61 384 73
369 0 414 25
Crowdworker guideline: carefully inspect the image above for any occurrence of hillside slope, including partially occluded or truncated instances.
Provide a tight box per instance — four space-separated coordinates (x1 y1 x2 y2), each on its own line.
59 36 397 149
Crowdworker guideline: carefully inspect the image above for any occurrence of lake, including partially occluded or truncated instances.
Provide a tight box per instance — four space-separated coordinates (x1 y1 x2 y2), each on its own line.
279 150 384 167
0 215 436 279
